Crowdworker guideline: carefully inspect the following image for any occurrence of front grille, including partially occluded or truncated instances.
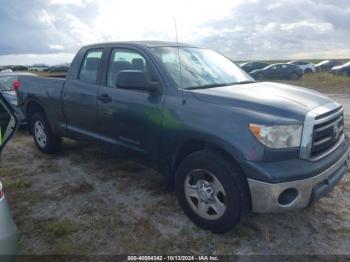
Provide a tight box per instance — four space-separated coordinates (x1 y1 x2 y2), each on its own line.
311 110 344 158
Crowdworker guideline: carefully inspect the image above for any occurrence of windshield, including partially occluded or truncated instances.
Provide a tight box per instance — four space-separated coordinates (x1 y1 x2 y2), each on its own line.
317 60 329 66
0 76 15 91
150 47 253 89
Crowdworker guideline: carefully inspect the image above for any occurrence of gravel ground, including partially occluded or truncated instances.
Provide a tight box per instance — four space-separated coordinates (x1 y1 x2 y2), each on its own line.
0 85 349 256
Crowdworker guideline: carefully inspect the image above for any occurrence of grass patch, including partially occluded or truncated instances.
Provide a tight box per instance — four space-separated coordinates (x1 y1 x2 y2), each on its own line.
5 180 32 190
36 219 79 238
178 226 191 237
0 166 25 177
64 182 94 195
277 72 350 92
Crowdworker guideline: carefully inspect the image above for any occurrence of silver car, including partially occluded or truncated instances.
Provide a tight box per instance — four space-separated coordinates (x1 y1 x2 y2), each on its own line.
0 93 19 258
0 182 18 256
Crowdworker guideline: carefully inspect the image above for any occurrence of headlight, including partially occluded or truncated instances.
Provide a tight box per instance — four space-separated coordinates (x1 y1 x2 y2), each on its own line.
249 124 302 149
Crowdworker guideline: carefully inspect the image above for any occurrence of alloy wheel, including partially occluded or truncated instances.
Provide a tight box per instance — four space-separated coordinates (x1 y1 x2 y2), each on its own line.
184 169 227 220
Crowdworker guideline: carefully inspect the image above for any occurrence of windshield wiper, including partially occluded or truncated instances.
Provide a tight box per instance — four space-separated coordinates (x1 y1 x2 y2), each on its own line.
231 80 256 85
186 83 235 90
186 81 255 90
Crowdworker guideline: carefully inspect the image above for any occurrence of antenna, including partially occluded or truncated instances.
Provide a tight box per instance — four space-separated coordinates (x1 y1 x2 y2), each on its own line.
174 17 185 105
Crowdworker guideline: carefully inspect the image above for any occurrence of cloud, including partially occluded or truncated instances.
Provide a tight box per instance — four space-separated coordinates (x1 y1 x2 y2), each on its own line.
49 44 64 50
0 0 349 64
0 0 99 57
199 0 350 60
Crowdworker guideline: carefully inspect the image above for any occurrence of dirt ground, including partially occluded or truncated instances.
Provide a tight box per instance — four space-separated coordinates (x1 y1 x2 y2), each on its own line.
0 73 350 256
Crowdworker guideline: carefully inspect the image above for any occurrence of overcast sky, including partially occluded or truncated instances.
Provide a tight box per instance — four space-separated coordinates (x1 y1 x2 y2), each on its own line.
0 0 349 65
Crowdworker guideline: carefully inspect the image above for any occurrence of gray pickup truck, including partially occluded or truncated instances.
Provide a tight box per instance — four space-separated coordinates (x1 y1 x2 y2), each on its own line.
16 41 350 233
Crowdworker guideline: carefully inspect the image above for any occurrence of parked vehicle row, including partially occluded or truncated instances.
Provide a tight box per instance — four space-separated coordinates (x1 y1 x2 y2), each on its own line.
239 59 350 81
1 64 70 74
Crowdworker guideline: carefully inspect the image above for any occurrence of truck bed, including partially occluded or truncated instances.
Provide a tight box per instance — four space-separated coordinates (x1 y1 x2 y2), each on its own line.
17 75 66 132
17 75 65 101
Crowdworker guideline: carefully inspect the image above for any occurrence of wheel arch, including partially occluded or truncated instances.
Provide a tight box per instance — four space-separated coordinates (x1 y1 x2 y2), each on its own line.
165 136 246 191
25 100 46 134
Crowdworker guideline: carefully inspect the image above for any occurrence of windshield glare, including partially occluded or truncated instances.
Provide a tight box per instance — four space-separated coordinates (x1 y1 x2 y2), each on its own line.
151 47 253 89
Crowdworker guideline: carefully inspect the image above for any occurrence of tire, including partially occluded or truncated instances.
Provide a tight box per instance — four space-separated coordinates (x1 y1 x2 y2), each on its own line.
175 150 250 234
31 112 62 154
304 68 312 74
255 73 263 81
342 70 349 77
289 72 298 80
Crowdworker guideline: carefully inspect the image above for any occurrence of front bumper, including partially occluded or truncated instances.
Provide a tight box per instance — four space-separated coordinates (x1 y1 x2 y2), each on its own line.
247 144 350 213
0 196 18 257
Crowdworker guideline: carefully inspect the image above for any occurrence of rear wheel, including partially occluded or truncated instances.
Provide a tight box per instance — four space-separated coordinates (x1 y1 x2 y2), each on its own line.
175 150 250 233
304 68 312 74
342 70 349 76
31 112 62 154
289 72 298 80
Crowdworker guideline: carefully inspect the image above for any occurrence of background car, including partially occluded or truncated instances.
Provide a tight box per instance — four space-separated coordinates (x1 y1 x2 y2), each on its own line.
330 61 350 76
0 93 19 258
250 63 303 81
239 61 270 73
48 65 69 73
288 60 315 73
315 60 341 72
0 69 13 73
0 72 34 125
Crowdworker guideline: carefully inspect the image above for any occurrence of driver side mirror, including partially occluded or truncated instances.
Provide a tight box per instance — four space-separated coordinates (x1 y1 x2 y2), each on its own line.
0 94 19 154
116 70 159 92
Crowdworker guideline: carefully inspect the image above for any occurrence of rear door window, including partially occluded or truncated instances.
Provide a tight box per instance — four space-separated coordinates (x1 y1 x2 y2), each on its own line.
79 49 103 84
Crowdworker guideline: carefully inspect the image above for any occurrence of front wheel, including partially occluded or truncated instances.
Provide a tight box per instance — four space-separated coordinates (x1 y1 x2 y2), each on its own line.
175 150 250 233
31 112 62 154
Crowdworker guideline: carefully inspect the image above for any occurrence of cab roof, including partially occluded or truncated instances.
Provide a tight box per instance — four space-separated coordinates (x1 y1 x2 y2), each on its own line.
83 41 200 49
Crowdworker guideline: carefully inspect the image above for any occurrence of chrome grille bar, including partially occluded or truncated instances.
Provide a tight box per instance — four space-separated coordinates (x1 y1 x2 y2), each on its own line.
300 102 343 161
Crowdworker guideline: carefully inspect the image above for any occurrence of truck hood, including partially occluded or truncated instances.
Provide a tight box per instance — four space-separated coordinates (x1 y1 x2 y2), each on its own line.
190 82 335 120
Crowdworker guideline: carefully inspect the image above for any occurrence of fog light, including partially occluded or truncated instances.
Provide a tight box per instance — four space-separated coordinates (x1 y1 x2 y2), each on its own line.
278 188 298 206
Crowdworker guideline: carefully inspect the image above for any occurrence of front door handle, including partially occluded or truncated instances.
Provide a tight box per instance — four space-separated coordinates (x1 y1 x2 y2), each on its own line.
98 93 112 103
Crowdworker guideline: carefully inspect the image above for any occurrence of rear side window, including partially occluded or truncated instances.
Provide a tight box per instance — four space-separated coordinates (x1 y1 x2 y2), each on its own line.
79 49 103 84
0 76 15 91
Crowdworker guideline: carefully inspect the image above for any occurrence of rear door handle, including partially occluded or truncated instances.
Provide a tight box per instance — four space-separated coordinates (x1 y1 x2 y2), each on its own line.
98 93 112 103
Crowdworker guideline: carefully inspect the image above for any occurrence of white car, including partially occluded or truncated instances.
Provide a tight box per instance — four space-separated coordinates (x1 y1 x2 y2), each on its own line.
288 61 316 73
0 69 13 73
